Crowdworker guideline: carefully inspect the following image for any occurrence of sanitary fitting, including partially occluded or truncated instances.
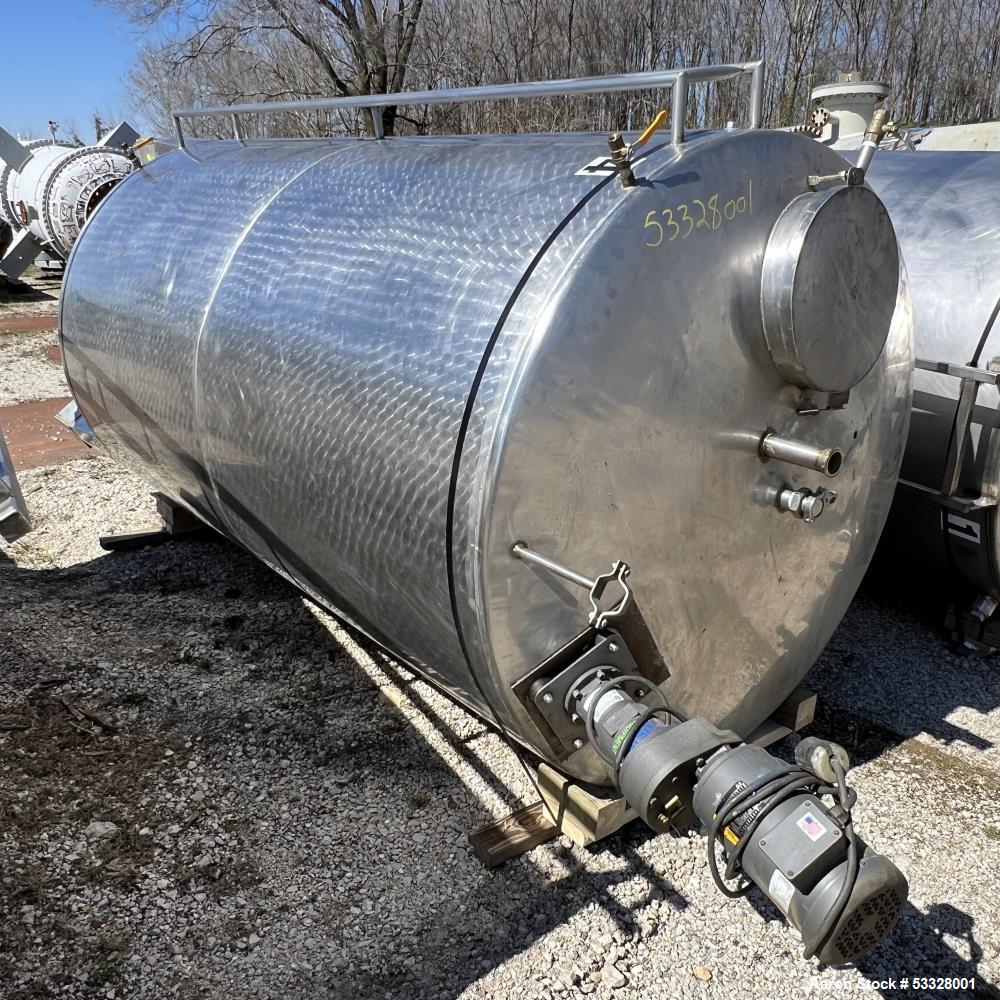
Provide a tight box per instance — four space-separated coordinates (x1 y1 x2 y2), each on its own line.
777 486 836 523
807 166 865 190
970 594 999 624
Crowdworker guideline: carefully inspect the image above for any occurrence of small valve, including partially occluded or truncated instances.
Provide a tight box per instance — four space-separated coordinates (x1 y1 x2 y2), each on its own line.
777 486 837 523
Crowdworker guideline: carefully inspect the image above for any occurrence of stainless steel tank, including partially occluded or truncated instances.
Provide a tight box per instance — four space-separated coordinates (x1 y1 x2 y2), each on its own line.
861 151 1000 600
59 74 912 784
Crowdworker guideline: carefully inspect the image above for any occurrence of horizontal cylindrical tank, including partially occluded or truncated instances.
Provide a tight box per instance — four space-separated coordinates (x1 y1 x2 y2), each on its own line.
861 151 1000 596
60 127 912 783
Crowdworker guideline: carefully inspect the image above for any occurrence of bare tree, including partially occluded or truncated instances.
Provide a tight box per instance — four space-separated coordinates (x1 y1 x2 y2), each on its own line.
106 0 425 136
112 0 1000 138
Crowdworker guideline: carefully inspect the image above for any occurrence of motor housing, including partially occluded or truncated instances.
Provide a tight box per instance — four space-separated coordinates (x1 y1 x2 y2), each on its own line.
571 657 906 966
693 743 908 965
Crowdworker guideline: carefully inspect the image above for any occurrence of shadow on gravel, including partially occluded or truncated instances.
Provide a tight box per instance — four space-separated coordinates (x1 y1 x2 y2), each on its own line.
744 887 997 999
3 523 998 998
803 571 1000 768
0 273 60 306
2 534 691 997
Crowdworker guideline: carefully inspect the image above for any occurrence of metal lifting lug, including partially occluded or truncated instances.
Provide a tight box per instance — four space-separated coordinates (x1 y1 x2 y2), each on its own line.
796 389 851 415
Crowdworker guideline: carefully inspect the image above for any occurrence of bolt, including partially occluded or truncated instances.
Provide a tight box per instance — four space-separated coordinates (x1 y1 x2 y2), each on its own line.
760 840 766 847
570 713 580 724
571 689 581 701
635 687 646 698
572 738 584 750
608 642 619 653
649 798 658 808
657 814 668 824
542 693 553 705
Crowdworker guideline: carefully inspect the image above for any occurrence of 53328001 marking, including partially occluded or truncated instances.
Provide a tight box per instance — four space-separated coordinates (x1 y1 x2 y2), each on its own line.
643 180 752 247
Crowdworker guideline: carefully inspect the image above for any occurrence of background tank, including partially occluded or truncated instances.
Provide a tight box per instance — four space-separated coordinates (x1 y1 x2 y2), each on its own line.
801 75 1000 624
862 151 1000 611
0 422 31 541
59 77 912 785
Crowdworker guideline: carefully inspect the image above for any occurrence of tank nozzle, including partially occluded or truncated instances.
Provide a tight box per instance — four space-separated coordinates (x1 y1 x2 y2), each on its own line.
856 106 890 175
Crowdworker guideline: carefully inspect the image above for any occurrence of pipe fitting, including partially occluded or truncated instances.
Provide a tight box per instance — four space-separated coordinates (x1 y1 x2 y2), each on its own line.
760 432 843 477
777 486 836 523
856 106 890 175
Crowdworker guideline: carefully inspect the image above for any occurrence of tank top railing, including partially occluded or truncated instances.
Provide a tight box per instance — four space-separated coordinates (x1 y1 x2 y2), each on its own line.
170 61 765 151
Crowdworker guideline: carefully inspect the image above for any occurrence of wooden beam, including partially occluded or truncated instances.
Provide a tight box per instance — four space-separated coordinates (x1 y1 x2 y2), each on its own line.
770 685 817 732
537 763 637 847
467 801 558 868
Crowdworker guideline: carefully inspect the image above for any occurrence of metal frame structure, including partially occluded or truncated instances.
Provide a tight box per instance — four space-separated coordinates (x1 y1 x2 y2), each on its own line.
897 358 1000 515
0 121 138 282
0 422 31 541
171 61 765 149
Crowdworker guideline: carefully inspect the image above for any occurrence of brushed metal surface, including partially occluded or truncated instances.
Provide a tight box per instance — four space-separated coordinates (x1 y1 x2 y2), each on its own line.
62 129 912 783
457 130 911 780
862 151 1000 592
760 185 898 391
0 420 31 541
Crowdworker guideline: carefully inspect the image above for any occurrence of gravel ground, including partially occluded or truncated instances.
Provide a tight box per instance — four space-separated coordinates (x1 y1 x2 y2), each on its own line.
0 328 65 406
0 268 61 319
2 308 999 1000
0 269 64 406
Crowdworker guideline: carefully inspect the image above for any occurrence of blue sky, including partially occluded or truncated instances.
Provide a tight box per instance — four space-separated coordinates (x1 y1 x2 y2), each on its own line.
0 1 146 140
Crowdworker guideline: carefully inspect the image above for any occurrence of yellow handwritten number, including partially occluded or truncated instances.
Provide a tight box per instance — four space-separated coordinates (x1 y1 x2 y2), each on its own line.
644 210 664 247
679 203 694 238
708 194 722 230
662 207 680 241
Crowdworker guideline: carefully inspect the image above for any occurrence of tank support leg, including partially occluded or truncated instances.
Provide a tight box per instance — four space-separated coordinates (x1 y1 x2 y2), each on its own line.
98 493 211 551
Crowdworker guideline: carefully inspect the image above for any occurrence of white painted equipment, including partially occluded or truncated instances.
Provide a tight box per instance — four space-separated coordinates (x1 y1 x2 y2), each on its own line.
0 122 138 282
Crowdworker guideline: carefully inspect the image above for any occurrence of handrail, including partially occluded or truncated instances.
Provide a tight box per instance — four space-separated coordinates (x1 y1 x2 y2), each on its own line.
171 60 764 149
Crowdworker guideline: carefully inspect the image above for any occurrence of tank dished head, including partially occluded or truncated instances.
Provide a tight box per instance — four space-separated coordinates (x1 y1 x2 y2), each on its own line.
760 183 900 393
